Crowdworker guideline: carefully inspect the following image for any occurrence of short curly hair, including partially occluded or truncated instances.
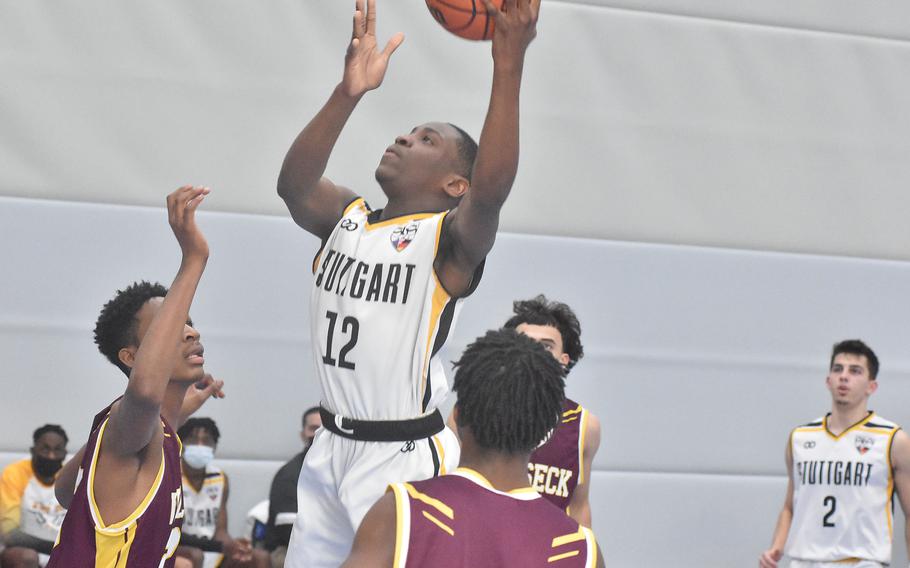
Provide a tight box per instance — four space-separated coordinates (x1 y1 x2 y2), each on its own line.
178 417 220 445
503 295 584 370
33 424 68 445
94 281 168 377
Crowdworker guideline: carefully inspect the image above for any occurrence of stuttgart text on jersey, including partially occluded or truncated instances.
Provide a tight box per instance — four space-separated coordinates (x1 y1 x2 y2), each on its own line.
315 249 417 304
795 460 874 487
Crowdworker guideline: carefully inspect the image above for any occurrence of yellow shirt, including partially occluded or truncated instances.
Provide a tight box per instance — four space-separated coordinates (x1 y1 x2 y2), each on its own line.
0 458 65 541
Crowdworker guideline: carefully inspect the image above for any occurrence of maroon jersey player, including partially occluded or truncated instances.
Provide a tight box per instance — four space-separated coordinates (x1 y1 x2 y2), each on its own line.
503 295 601 527
48 187 224 568
342 329 605 568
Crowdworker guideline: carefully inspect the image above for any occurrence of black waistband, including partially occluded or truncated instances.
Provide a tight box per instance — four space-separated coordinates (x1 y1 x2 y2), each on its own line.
319 407 445 442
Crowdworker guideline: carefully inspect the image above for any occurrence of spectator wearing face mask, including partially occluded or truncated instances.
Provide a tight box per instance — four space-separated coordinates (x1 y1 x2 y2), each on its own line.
0 424 68 568
175 418 268 568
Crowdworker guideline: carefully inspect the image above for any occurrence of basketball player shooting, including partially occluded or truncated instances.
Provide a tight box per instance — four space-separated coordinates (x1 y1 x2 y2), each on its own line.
276 0 541 565
47 187 223 567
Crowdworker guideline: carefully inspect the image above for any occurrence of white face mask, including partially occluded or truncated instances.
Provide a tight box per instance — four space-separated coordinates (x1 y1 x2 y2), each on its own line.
183 444 215 470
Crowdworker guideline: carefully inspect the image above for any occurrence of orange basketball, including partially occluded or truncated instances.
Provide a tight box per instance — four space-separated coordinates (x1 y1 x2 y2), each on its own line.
425 0 500 41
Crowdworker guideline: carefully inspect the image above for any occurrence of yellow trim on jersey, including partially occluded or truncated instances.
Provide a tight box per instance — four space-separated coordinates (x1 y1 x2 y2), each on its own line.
421 510 454 536
792 426 824 433
432 436 447 476
508 487 539 496
403 483 454 519
548 550 580 562
885 426 900 539
389 484 408 568
552 528 586 548
344 198 366 217
88 418 166 532
94 524 138 567
823 412 875 440
585 527 598 568
562 416 579 424
364 211 438 232
455 467 493 490
419 274 451 405
578 408 589 485
563 406 583 417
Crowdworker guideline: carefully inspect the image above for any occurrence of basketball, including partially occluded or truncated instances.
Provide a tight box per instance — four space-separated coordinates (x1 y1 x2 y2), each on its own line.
425 0 499 41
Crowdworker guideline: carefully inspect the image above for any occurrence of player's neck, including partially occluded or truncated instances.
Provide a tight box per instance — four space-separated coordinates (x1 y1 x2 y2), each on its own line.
459 450 532 493
380 195 449 221
827 404 871 435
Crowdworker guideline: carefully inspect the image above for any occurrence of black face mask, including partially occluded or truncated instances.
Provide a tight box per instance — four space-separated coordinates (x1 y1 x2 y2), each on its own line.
33 455 63 478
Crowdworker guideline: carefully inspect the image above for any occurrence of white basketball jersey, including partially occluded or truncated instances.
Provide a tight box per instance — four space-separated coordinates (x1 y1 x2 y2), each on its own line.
182 465 225 540
786 413 900 564
310 198 474 420
20 475 67 542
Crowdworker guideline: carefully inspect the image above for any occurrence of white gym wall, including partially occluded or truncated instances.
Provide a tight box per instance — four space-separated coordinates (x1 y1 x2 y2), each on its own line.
2 1 909 566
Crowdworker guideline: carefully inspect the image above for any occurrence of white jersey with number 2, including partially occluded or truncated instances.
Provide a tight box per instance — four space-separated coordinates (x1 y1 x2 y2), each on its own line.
786 412 900 564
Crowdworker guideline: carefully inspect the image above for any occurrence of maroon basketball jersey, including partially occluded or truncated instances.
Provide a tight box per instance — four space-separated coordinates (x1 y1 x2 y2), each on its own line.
47 402 185 567
528 398 588 512
390 468 598 567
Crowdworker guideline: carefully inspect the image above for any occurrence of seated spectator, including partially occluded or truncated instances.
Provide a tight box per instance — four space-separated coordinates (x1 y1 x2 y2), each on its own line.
244 500 269 550
265 407 321 567
0 425 68 568
175 418 269 568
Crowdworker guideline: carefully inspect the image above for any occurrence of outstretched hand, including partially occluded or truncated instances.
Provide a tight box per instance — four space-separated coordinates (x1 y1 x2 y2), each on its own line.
340 0 404 98
167 185 210 262
481 0 540 63
179 373 225 426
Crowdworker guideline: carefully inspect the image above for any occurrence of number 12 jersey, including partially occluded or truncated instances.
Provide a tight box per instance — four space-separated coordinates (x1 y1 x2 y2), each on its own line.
310 198 478 421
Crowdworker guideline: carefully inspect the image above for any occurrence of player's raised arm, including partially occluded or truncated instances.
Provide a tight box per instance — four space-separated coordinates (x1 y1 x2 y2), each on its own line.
103 186 210 457
759 436 794 568
277 0 404 240
436 0 539 296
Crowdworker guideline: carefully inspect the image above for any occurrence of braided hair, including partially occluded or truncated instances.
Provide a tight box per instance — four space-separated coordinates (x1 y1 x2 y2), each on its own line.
453 328 565 455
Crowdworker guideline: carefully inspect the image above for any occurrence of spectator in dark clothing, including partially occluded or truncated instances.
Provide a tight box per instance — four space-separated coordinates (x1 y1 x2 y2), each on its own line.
265 407 321 567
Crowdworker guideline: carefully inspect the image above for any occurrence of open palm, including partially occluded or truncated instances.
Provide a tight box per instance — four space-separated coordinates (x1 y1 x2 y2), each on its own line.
340 0 404 97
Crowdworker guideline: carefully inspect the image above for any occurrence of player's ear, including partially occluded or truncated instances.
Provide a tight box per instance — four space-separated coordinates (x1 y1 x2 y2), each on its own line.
442 175 469 200
118 346 137 371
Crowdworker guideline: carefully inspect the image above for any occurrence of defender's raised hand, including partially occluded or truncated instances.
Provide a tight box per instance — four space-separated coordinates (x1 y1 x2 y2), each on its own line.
340 0 405 98
481 0 540 64
167 185 210 262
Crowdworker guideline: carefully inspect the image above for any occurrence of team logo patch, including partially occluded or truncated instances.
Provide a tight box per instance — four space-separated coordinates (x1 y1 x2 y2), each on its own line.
390 223 419 252
340 218 358 231
855 435 874 455
803 441 816 449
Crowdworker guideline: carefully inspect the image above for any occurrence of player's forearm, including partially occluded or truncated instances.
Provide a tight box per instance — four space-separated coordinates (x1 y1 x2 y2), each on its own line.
277 87 362 200
54 445 86 508
126 258 205 406
769 506 792 552
470 64 523 206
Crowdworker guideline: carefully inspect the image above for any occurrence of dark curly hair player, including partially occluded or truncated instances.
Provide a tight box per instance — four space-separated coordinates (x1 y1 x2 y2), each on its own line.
502 294 601 527
342 328 605 567
47 187 224 568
